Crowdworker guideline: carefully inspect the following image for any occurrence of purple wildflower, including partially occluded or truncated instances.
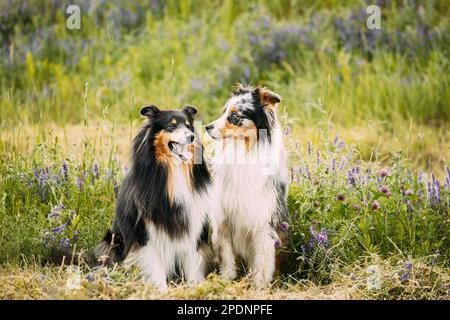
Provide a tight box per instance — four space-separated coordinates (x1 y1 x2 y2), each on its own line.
50 224 66 234
283 126 291 136
307 141 312 156
372 200 380 210
274 239 282 248
73 230 79 243
353 204 361 210
400 272 409 282
123 165 129 176
43 233 55 248
418 170 423 184
60 237 70 248
293 211 299 221
333 133 339 147
380 185 390 194
62 161 69 181
76 177 83 191
93 163 100 180
317 228 328 246
404 263 412 269
337 194 346 201
317 151 321 166
347 169 356 186
48 204 65 219
114 177 119 196
85 274 94 282
380 168 389 178
406 200 413 213
433 179 441 205
280 221 289 231
405 189 414 196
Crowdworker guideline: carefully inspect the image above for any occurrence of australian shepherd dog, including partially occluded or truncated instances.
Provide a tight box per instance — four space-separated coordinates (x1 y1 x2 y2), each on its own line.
95 105 212 290
205 84 290 289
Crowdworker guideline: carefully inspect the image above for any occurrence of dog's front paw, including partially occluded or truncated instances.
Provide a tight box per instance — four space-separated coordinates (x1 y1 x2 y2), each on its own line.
253 275 271 290
220 268 237 281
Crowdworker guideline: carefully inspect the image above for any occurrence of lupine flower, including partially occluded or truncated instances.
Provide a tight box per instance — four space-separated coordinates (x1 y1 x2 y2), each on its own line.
62 161 69 181
73 230 79 243
60 237 70 248
400 272 410 282
43 233 55 248
76 177 83 190
347 169 356 186
85 273 95 282
50 224 66 234
283 126 291 136
93 163 100 180
48 204 65 219
300 244 307 262
406 200 413 213
114 177 119 196
317 151 321 166
404 263 412 269
280 221 289 231
307 141 312 156
372 200 380 210
333 133 339 147
317 228 328 246
433 179 441 205
380 168 389 178
418 170 423 184
123 165 129 176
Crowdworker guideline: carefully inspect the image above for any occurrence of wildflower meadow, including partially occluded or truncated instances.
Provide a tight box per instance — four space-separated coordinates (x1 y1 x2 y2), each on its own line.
0 0 449 300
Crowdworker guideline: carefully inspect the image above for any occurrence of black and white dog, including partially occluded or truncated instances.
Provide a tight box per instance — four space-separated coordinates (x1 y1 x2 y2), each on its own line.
95 105 212 290
206 84 290 289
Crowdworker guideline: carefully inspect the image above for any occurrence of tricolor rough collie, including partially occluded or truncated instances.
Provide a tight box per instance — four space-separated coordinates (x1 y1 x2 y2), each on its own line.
95 105 212 290
206 84 290 289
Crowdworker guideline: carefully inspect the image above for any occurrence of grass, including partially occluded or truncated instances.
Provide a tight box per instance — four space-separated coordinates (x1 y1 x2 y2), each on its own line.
0 0 449 299
1 254 448 299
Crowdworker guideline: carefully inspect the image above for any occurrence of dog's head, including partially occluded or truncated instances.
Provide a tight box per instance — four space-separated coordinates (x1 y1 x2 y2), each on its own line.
205 84 282 143
138 105 197 163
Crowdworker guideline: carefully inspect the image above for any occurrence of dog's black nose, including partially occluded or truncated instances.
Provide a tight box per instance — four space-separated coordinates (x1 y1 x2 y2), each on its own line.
187 134 195 143
205 124 214 131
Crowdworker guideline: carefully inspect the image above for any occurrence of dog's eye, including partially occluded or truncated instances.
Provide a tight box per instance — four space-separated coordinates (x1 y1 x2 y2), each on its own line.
167 123 177 130
229 112 241 125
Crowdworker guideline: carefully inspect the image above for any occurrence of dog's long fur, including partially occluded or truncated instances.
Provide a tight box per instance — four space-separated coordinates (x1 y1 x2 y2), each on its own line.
206 84 290 289
95 105 213 290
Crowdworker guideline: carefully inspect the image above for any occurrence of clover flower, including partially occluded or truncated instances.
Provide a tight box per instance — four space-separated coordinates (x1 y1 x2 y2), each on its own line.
380 185 390 194
280 221 289 231
372 200 380 210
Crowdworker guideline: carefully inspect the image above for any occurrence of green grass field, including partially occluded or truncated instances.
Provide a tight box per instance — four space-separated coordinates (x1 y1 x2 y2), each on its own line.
0 0 448 299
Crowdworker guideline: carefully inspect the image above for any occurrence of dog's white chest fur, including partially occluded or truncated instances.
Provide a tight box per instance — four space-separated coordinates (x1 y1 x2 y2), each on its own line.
125 165 210 290
212 129 287 229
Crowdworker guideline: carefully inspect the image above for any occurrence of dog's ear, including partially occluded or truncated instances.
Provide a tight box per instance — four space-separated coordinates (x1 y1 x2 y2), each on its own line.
182 105 198 117
140 105 160 118
232 83 246 96
255 87 282 109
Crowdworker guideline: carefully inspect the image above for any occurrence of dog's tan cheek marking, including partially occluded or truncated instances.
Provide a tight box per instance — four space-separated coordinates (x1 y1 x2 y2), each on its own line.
154 131 172 164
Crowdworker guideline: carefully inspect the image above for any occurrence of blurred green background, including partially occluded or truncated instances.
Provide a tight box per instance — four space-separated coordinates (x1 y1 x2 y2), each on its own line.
0 0 449 165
